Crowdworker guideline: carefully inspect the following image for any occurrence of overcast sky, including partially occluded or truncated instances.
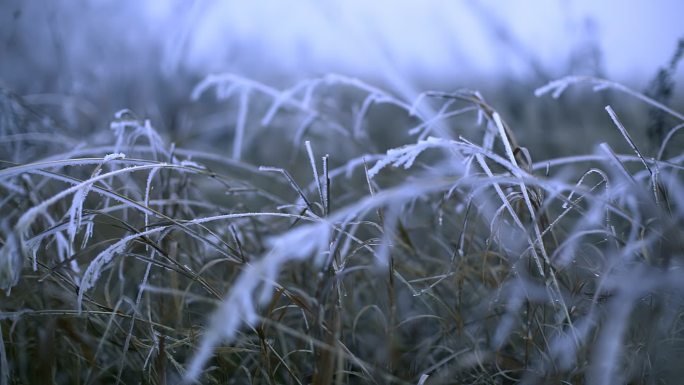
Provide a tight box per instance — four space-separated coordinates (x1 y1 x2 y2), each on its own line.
145 0 684 86
2 0 683 98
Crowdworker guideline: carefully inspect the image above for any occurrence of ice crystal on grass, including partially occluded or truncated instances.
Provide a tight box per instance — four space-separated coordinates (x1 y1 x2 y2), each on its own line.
368 137 456 177
0 227 20 294
3 71 684 385
185 223 331 382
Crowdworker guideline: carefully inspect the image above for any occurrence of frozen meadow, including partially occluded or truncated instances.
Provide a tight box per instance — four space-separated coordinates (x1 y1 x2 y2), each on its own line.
1 1 684 384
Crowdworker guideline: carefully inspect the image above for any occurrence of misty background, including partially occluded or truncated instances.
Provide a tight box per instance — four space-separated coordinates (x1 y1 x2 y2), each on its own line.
1 0 683 149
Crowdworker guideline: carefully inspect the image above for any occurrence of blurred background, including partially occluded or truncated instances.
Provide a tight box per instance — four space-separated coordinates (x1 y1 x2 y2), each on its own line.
1 0 683 154
3 3 684 384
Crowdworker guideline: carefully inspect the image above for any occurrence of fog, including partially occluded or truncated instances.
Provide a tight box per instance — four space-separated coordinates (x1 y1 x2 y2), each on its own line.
2 2 684 384
2 0 682 95
169 0 684 84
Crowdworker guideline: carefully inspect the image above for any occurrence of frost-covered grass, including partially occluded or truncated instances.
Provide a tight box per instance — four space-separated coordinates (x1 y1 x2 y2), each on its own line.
1 73 684 385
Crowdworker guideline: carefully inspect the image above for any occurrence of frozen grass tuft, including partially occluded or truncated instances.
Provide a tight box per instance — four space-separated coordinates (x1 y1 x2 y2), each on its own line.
1 73 684 385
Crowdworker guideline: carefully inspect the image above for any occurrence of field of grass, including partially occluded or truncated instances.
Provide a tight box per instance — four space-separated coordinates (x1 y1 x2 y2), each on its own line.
1 64 684 385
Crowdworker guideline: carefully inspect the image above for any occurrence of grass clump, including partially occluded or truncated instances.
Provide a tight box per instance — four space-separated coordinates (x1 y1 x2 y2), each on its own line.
1 71 684 385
